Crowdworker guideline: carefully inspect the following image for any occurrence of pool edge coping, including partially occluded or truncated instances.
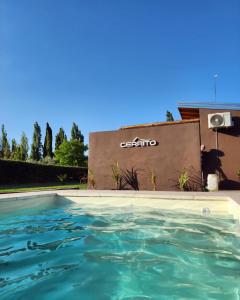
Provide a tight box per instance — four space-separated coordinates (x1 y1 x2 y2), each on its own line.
1 189 240 219
0 189 239 202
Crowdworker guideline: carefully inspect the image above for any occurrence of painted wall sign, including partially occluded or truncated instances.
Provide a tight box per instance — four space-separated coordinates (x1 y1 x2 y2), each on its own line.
120 137 158 148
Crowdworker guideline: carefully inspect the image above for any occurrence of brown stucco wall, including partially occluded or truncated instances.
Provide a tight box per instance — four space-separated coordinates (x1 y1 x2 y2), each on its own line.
199 108 240 190
88 121 201 191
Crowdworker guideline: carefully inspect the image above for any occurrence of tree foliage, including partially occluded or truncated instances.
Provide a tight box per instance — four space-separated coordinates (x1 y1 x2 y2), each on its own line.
1 121 87 167
20 132 29 161
55 140 87 166
55 128 67 150
30 122 42 161
71 122 84 143
10 133 29 161
0 125 11 159
11 139 19 160
166 111 174 122
43 123 53 158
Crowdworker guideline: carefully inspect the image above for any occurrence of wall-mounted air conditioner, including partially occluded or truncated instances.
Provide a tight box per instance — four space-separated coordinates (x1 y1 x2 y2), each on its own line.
208 112 233 129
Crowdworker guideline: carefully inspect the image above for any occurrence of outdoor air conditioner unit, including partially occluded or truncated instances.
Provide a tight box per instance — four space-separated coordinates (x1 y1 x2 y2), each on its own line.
208 112 233 129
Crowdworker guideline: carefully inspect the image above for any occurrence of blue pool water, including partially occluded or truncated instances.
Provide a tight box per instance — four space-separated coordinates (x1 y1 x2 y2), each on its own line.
1 200 240 300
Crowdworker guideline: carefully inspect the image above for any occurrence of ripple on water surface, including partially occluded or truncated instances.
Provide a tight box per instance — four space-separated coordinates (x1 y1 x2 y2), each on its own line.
0 202 240 300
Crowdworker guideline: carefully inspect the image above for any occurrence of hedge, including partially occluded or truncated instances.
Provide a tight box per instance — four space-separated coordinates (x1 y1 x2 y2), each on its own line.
0 159 88 184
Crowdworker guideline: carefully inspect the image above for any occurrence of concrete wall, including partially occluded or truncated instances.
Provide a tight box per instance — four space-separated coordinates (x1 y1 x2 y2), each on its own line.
199 108 240 190
89 121 201 190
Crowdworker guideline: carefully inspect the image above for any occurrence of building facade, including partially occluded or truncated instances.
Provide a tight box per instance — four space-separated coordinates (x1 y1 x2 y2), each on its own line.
88 105 240 191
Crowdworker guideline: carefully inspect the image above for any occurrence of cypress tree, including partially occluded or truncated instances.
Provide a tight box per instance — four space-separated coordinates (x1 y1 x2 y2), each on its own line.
166 111 174 122
43 123 53 158
20 132 29 161
11 139 17 159
55 128 67 151
71 122 84 143
1 125 11 159
30 122 42 161
10 133 28 161
11 139 22 160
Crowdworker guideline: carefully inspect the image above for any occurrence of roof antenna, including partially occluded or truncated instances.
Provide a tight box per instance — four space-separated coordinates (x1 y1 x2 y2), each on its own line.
213 74 218 102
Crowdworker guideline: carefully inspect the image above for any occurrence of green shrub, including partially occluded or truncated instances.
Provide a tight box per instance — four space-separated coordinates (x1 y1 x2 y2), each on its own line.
178 171 189 191
111 161 122 190
55 140 87 167
88 169 95 189
57 174 68 184
149 169 157 191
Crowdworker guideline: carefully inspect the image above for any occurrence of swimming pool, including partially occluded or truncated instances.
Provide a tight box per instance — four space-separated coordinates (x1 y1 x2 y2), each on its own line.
1 193 240 299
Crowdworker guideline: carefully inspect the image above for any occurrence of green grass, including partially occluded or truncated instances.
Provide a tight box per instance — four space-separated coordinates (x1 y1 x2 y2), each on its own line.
0 182 87 194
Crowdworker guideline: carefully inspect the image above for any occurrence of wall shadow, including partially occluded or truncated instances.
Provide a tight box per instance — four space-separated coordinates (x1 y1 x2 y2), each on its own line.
219 180 240 190
121 168 140 190
216 116 240 137
202 149 240 190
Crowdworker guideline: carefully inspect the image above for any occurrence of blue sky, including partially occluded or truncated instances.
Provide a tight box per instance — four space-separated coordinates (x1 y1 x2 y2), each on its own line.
0 0 239 145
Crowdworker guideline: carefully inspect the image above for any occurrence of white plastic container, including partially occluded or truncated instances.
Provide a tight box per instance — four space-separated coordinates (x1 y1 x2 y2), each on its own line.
207 174 219 192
